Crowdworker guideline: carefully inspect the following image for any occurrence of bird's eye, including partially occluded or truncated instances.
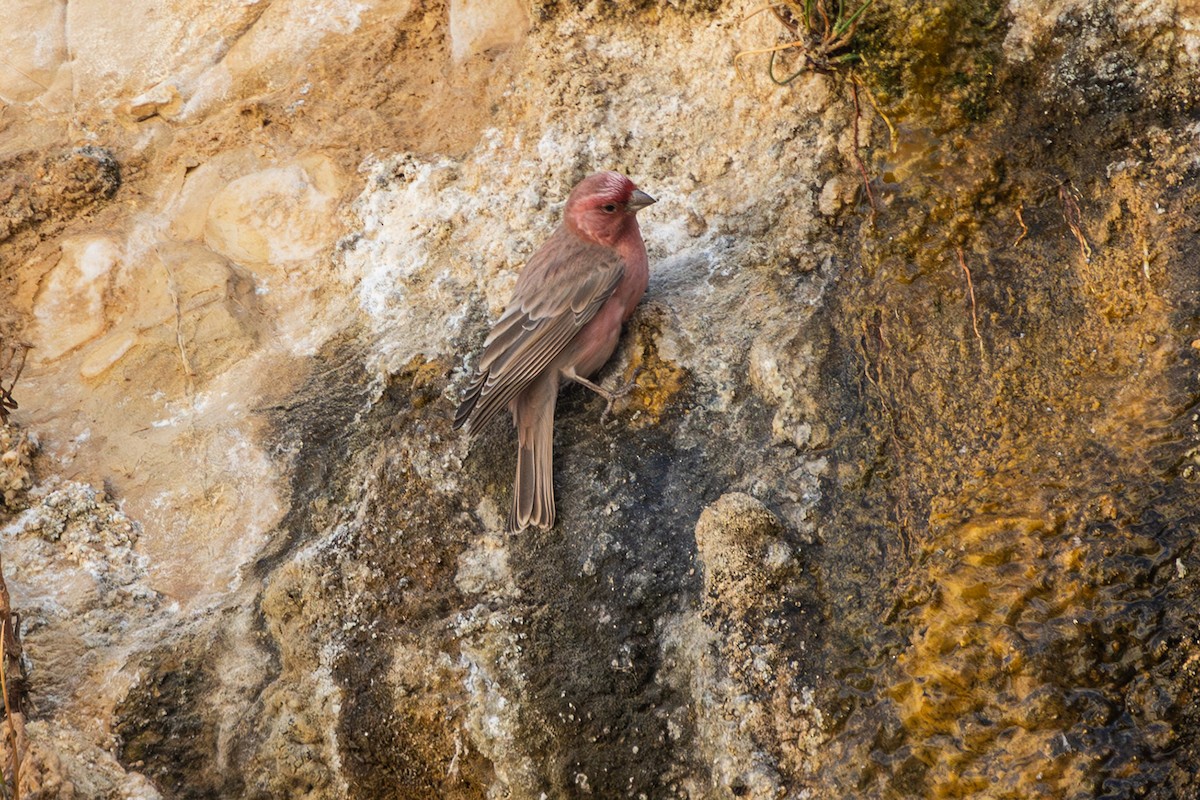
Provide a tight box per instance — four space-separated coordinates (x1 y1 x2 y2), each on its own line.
602 203 617 213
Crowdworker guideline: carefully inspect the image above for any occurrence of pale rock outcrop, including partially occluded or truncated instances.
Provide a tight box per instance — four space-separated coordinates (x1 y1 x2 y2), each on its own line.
0 0 1198 797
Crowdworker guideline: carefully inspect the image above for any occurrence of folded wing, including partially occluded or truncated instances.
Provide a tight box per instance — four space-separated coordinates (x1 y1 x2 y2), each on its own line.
454 230 626 432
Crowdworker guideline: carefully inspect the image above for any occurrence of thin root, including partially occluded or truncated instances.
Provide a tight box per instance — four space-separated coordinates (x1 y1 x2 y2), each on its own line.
1058 184 1093 262
738 2 784 25
851 78 877 221
1013 204 1028 247
859 317 891 421
734 38 808 79
957 247 983 352
856 315 913 554
853 72 897 153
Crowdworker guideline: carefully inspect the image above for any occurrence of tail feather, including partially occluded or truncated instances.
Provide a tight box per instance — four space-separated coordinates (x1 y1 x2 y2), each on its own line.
508 383 556 532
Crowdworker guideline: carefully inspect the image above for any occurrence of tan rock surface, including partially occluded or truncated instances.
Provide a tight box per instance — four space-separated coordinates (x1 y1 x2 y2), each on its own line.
0 0 1199 797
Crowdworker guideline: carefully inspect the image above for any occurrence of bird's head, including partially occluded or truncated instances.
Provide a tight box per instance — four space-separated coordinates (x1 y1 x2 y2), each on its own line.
563 171 656 246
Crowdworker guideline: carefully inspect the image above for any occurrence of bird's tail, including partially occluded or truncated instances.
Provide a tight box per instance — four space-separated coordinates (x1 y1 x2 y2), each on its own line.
508 378 556 532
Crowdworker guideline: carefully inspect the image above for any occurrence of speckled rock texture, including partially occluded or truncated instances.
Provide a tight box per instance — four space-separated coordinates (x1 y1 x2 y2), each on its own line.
2 0 1200 798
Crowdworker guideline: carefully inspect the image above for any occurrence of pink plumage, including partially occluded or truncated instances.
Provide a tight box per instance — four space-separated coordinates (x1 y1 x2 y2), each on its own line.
455 171 656 531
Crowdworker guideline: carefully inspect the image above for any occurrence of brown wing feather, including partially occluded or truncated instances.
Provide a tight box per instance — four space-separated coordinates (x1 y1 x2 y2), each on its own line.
454 229 625 432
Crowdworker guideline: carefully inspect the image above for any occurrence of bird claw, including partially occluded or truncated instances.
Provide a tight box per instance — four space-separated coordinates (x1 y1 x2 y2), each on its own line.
599 369 642 425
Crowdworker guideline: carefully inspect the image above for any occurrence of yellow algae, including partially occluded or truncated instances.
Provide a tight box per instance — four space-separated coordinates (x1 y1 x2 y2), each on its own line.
616 310 688 429
819 85 1198 790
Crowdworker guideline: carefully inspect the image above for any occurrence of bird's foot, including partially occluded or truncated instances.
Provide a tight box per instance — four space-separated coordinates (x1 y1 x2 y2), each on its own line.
564 368 642 425
599 369 642 424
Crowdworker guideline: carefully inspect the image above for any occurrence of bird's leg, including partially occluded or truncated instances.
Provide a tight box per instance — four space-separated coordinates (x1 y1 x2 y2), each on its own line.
563 367 642 420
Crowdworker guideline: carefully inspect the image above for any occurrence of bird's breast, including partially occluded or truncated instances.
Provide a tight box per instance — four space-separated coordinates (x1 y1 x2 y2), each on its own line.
613 231 650 322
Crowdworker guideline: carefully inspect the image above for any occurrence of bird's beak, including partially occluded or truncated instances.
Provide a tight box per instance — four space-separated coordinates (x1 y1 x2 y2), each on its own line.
627 189 656 212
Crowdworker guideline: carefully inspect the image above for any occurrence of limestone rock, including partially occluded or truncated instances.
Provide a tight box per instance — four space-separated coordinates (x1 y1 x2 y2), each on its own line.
31 237 118 363
122 83 183 122
203 156 345 268
63 0 265 105
449 0 530 62
0 0 69 105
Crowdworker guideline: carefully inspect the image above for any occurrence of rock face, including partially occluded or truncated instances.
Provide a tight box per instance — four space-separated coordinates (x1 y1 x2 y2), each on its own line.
2 0 1200 798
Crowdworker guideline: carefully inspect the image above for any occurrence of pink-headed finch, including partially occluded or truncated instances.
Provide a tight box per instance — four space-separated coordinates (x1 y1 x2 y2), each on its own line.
454 171 656 532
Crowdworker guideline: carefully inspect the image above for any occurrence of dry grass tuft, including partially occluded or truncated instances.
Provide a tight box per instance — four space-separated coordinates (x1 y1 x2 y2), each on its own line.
736 0 874 82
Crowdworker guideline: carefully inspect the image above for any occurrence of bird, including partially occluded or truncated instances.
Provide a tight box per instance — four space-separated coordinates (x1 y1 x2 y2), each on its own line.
454 171 656 532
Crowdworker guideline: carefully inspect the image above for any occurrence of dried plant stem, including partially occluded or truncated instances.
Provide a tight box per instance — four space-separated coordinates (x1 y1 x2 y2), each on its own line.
0 345 28 425
734 38 810 63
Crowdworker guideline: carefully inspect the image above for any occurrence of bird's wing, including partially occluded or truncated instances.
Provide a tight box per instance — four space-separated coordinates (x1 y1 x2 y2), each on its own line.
454 232 625 431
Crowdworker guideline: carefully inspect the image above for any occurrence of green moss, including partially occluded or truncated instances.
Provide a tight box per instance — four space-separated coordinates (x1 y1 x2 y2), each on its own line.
855 0 1005 124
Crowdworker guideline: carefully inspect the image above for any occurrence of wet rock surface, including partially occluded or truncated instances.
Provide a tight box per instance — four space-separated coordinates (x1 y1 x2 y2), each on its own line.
0 0 1198 798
